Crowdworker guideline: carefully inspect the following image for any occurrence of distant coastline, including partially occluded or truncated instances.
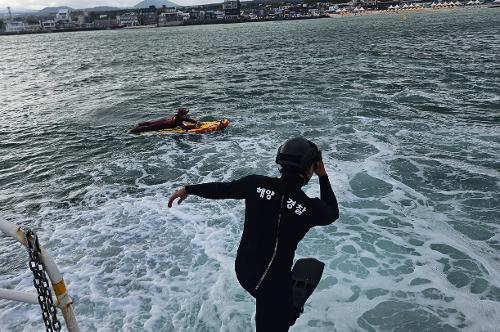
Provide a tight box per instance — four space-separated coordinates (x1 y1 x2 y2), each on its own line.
1 1 497 37
0 16 329 36
0 15 328 36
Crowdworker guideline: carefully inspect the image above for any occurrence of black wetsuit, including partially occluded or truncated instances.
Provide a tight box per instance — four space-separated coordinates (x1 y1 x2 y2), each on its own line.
130 115 198 133
186 173 339 331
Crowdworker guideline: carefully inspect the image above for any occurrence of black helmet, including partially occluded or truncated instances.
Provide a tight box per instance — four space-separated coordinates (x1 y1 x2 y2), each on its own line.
276 137 321 174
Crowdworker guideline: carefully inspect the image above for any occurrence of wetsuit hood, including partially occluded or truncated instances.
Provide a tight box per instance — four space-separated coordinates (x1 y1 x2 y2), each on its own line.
280 172 306 189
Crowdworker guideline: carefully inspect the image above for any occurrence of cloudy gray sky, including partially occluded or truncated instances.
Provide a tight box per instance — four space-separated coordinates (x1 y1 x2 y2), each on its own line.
0 0 218 10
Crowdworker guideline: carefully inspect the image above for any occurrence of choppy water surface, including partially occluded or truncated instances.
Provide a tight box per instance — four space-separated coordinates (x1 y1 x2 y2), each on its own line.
1 8 499 331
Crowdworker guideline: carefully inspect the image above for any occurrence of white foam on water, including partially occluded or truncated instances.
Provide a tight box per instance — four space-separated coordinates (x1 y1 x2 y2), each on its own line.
1 119 499 332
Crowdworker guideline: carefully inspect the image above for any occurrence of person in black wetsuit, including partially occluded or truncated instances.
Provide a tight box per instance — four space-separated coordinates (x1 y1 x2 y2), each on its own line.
168 137 339 331
129 108 201 134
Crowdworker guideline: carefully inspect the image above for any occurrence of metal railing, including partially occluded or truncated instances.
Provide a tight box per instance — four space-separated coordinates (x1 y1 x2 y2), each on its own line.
0 220 80 332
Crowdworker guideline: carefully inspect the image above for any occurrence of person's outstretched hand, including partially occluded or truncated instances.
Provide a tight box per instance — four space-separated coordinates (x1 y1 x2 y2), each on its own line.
314 160 327 177
168 187 188 208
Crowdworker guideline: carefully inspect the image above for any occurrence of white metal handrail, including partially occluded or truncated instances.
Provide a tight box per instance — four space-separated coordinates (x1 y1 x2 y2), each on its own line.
0 220 80 332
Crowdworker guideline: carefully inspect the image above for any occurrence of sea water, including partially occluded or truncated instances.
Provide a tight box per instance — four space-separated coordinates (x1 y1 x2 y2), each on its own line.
0 8 499 331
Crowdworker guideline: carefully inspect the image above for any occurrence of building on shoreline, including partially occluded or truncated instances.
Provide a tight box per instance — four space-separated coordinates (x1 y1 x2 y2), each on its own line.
54 9 72 27
158 10 184 26
93 15 119 28
41 20 56 30
117 12 140 27
5 21 26 33
224 0 241 19
77 12 93 28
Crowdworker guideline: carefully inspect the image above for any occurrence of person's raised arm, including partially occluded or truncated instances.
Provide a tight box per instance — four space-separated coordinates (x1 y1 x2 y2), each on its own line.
313 160 339 223
168 176 253 208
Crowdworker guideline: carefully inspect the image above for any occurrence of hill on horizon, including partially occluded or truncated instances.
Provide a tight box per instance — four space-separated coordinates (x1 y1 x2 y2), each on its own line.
35 6 73 16
34 5 124 16
134 0 179 8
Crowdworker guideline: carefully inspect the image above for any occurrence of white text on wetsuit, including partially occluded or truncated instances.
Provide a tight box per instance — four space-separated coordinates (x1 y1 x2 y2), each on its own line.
286 198 307 215
257 187 275 200
256 188 307 216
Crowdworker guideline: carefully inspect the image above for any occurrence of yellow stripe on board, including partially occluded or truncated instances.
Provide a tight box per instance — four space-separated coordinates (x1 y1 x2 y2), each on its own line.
52 280 67 296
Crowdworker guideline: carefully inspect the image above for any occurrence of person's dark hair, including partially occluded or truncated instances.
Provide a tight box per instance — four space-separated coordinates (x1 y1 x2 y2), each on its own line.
276 137 321 176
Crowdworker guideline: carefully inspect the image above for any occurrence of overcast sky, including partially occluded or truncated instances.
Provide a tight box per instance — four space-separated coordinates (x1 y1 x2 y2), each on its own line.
0 0 219 10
